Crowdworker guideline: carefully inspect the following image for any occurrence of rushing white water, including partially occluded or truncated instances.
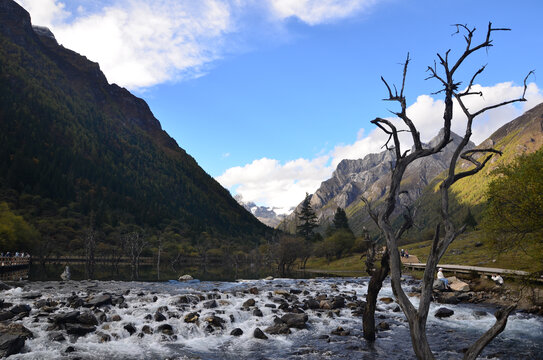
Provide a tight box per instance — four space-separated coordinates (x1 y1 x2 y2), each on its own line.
2 277 542 359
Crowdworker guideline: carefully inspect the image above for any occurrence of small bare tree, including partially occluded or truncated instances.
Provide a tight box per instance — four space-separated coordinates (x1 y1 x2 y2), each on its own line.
84 226 97 279
122 231 147 280
364 23 532 359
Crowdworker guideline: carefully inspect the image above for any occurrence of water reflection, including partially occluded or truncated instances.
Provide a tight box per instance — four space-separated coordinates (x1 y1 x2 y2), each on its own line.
27 263 334 282
0 267 29 281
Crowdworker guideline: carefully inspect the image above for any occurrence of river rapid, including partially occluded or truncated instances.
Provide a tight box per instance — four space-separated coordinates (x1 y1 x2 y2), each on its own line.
1 277 542 359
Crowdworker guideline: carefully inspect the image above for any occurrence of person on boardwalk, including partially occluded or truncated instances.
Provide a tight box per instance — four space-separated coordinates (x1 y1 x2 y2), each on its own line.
437 268 449 289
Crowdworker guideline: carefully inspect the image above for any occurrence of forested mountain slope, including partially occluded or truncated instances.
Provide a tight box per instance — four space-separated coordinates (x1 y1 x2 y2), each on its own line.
0 0 269 253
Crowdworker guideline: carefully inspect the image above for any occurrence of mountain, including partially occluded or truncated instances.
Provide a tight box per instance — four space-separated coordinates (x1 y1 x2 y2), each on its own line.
279 130 474 235
412 102 543 237
234 195 286 228
0 0 270 252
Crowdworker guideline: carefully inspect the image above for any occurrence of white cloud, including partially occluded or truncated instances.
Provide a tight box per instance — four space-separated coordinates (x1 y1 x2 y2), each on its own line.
267 0 377 25
15 0 381 90
16 0 235 89
217 157 333 214
218 82 542 214
15 0 69 26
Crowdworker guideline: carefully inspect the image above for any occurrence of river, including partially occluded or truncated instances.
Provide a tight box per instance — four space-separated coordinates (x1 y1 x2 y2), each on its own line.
1 276 542 359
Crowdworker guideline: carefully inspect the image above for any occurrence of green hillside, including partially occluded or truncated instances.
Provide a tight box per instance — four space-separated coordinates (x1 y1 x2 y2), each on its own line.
0 1 270 255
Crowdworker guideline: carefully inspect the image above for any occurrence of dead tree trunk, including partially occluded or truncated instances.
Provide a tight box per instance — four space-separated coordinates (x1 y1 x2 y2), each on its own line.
363 250 389 341
362 22 532 359
84 227 96 279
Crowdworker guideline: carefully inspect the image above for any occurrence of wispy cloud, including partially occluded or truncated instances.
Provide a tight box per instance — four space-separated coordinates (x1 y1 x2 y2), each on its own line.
266 0 378 25
217 82 542 214
15 0 382 90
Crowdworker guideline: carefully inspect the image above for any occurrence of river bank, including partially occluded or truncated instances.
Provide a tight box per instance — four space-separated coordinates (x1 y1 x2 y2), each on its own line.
0 277 542 359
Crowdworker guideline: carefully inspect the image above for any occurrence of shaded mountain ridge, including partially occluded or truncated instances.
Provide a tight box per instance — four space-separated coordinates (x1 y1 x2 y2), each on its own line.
0 0 270 250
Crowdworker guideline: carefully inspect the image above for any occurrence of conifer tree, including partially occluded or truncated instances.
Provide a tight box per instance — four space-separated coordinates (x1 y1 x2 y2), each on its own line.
332 207 350 232
296 193 318 240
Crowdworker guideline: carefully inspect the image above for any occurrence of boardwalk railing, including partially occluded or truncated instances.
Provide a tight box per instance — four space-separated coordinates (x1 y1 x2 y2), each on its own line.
403 262 539 279
0 256 31 271
42 256 154 265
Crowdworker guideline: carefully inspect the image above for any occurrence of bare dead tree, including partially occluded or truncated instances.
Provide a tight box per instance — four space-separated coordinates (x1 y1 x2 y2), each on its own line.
84 226 97 279
364 23 532 359
361 194 413 341
122 231 148 280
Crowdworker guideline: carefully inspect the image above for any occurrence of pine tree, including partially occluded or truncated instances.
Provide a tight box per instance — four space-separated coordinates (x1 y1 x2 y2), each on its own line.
333 207 350 231
296 193 318 240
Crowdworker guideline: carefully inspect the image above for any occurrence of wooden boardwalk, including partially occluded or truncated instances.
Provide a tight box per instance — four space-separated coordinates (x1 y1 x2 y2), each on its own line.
0 256 31 272
403 262 531 277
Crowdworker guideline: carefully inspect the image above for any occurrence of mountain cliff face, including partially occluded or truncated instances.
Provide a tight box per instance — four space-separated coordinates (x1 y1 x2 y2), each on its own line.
279 130 473 235
0 0 269 247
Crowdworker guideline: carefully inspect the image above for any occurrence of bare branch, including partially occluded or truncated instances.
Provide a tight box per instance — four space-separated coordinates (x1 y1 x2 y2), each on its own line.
463 305 516 360
360 196 379 227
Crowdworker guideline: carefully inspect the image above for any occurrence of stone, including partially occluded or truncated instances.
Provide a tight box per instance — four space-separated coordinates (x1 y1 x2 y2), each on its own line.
253 308 263 317
264 276 274 280
449 279 470 292
10 304 31 314
253 328 268 340
154 312 166 322
184 312 199 323
0 334 25 358
249 287 259 295
379 297 394 304
0 282 11 291
64 346 76 353
203 300 217 309
0 323 33 340
331 296 345 309
230 328 243 336
205 315 225 329
97 331 111 342
280 313 308 329
77 312 98 326
50 311 80 324
48 332 65 342
22 292 41 299
0 311 15 321
111 314 122 322
65 323 96 336
265 303 277 309
123 324 137 336
473 310 488 318
320 300 332 310
304 298 320 310
434 307 454 318
156 324 174 335
85 294 112 308
142 325 153 334
265 323 291 335
377 321 390 331
178 275 193 281
274 290 289 297
331 326 350 336
242 299 256 308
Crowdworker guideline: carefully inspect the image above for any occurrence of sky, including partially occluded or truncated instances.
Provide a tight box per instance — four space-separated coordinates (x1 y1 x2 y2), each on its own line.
16 0 543 214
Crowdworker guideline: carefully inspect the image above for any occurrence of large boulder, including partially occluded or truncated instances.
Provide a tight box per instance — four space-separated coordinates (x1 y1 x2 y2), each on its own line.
0 282 11 291
434 307 454 318
265 323 291 335
178 275 193 281
280 313 308 329
433 280 447 291
449 278 470 292
84 294 112 308
0 334 25 358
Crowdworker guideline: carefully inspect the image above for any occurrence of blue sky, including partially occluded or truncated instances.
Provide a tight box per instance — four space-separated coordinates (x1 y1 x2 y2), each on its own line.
17 0 543 214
